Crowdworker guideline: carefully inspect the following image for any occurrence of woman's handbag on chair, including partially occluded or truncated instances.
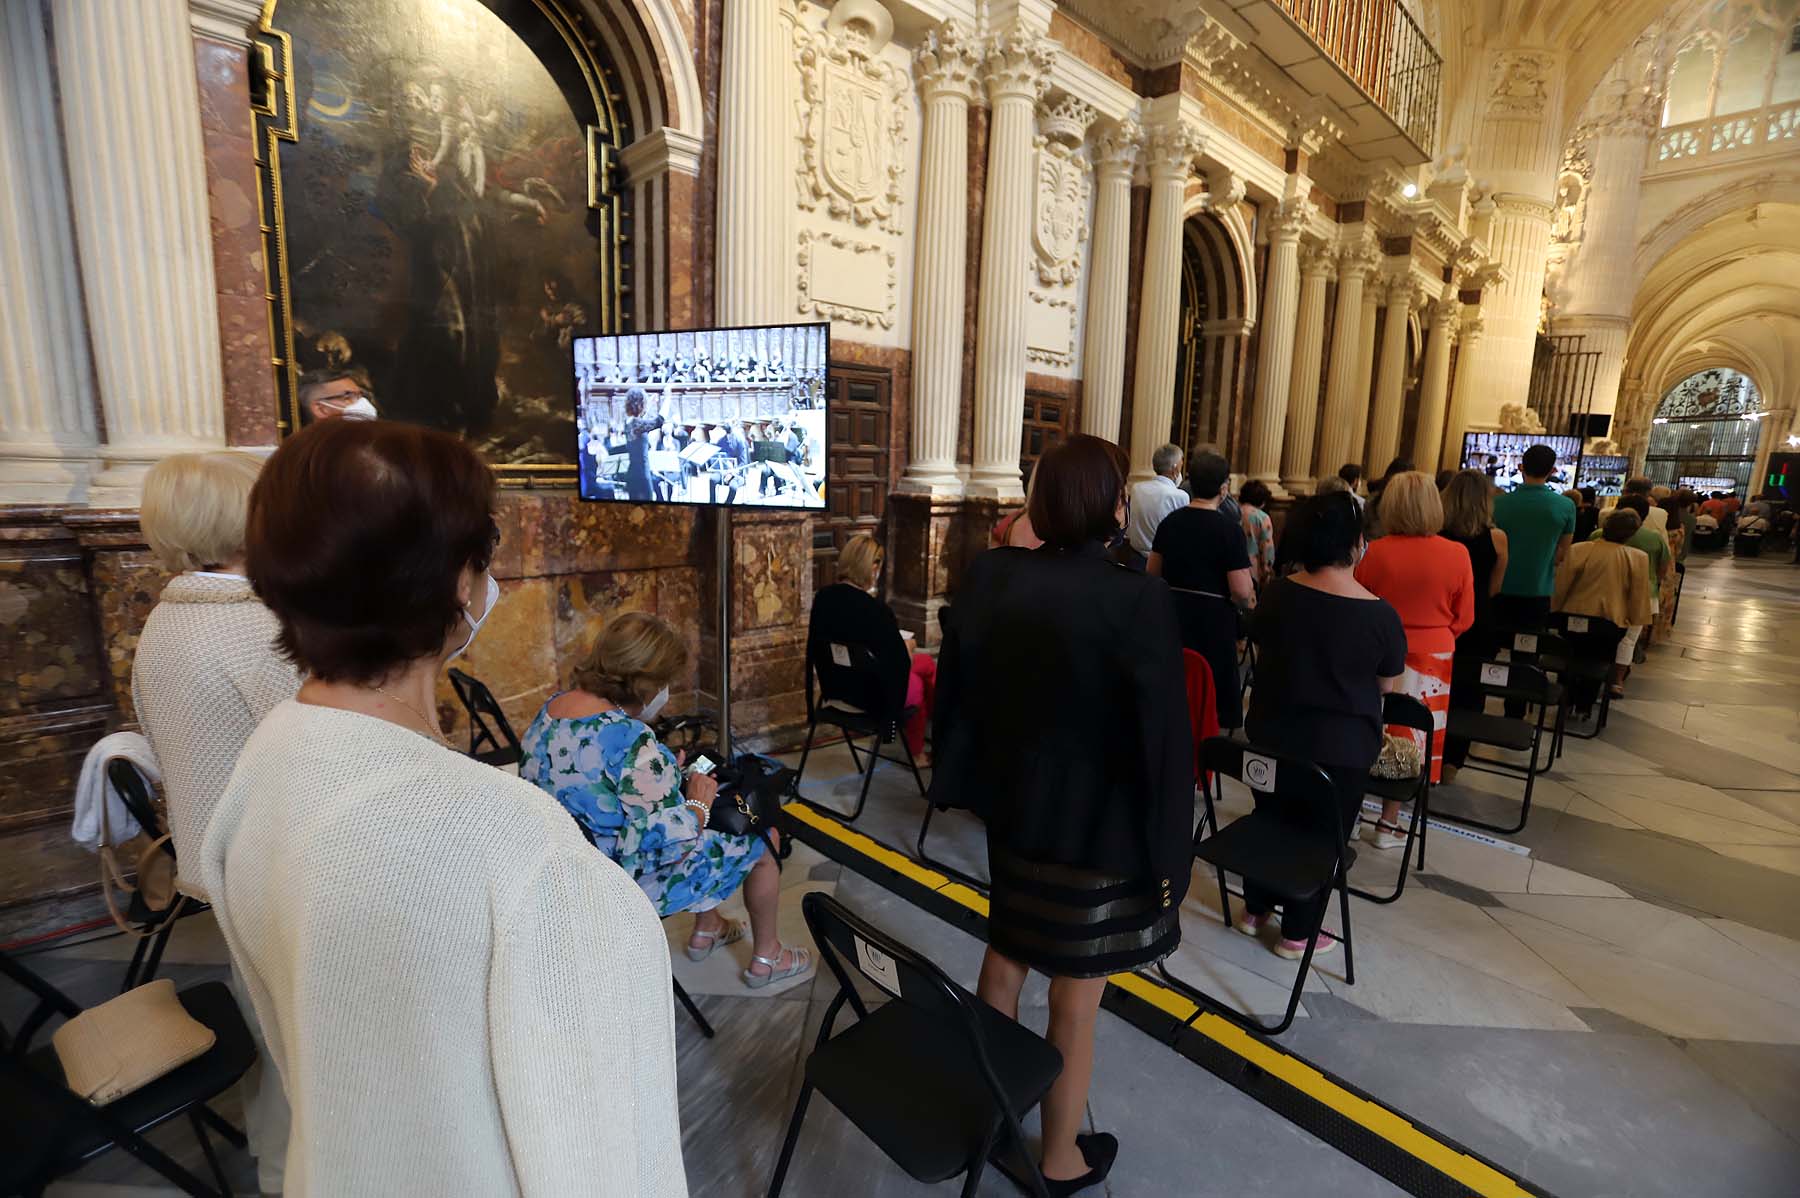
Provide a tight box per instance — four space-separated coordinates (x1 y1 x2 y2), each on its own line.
705 753 793 860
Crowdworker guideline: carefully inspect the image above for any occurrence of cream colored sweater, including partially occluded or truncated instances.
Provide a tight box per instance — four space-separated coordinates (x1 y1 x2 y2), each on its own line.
201 701 687 1197
130 573 301 887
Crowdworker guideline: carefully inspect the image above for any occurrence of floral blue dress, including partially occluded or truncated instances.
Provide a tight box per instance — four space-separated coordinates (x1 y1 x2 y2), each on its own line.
520 701 765 917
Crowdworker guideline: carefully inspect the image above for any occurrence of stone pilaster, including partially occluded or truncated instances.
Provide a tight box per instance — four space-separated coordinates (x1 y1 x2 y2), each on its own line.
1245 199 1311 492
1279 242 1334 493
54 0 226 503
1476 195 1555 421
1348 279 1382 469
1126 121 1205 481
0 0 98 502
1411 298 1459 475
1080 119 1139 445
900 22 981 496
1366 275 1419 475
716 0 787 325
1315 241 1379 478
1442 314 1486 467
968 26 1055 500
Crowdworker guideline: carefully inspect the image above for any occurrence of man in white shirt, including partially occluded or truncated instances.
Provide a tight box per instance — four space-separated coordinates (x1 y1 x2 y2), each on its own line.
1128 444 1189 563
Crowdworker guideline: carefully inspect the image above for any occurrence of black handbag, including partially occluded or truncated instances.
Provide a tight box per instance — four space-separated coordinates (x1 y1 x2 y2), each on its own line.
704 753 794 861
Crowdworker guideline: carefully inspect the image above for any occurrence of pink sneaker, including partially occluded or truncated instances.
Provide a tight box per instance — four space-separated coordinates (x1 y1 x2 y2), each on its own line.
1273 931 1340 961
1234 911 1269 938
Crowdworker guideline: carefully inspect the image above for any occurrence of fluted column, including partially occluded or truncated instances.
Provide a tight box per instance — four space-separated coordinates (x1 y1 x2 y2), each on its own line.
1127 123 1205 481
1080 120 1139 444
1442 315 1486 468
716 0 786 324
0 0 98 502
1476 196 1555 421
1348 280 1382 469
1411 298 1459 475
54 0 224 502
1245 200 1311 491
1315 244 1377 477
1279 243 1333 493
1366 276 1418 475
900 23 981 495
968 28 1054 500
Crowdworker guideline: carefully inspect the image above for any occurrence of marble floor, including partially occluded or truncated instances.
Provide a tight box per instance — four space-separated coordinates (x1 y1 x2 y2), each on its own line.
9 550 1798 1196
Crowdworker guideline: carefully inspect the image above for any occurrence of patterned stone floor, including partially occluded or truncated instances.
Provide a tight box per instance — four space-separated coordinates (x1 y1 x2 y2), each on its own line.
12 550 1799 1196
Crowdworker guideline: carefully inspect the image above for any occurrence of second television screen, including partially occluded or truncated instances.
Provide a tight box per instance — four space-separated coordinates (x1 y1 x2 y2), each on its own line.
574 323 828 509
1461 432 1582 492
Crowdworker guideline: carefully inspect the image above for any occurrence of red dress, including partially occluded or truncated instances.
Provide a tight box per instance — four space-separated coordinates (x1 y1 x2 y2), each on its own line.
1354 535 1475 782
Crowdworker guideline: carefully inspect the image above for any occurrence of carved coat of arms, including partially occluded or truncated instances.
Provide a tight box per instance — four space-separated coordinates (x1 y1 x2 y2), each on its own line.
796 25 906 231
1033 147 1090 286
821 61 885 204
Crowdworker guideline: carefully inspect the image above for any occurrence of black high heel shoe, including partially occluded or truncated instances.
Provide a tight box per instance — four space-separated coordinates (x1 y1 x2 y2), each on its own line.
1041 1132 1118 1197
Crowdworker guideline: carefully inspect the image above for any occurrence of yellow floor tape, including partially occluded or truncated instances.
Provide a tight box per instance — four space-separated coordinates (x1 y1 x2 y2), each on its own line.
786 801 1536 1198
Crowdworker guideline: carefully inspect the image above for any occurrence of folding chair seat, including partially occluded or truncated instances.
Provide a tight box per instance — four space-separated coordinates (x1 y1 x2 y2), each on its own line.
1436 660 1555 836
2 955 255 1198
1160 738 1356 1036
1351 693 1433 904
1448 710 1536 753
768 893 1061 1198
447 667 523 768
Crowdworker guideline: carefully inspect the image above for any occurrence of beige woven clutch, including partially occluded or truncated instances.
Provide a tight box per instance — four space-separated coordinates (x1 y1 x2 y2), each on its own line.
51 979 216 1105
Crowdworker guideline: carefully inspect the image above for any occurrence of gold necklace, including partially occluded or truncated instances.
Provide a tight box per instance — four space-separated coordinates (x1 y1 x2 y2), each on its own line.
374 684 453 749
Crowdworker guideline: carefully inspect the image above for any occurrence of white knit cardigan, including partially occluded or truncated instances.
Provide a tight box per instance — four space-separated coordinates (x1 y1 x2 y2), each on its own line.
130 573 301 891
202 700 687 1197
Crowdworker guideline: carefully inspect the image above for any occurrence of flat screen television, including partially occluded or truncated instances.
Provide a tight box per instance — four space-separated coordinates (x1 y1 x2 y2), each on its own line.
1576 454 1630 496
1460 432 1582 492
572 323 829 510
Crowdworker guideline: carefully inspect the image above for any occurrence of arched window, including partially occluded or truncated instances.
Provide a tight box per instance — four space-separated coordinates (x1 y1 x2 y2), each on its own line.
1645 368 1767 493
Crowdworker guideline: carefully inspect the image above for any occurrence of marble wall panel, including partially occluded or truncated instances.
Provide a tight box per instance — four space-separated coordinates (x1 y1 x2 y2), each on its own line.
438 576 559 744
504 491 702 578
1049 11 1137 89
0 548 102 716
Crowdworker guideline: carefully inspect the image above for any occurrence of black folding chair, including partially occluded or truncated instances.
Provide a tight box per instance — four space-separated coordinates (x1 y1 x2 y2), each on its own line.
794 606 926 824
1436 660 1556 836
767 893 1061 1198
1161 738 1357 1036
1541 614 1626 743
1351 694 1433 904
563 811 716 1040
1 951 255 1197
446 667 522 768
106 761 202 994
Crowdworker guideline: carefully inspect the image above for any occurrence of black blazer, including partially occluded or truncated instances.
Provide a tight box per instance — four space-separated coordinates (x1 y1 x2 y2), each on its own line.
930 543 1194 897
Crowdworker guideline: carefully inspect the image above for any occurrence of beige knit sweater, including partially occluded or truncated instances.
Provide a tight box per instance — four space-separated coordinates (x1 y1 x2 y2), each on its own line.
130 573 301 887
201 700 686 1197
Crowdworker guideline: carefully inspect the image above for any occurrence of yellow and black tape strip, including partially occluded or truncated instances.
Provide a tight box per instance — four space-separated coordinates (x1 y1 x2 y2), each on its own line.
783 801 1549 1198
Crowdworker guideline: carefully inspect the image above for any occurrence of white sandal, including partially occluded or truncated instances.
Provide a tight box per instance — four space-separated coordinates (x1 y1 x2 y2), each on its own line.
742 945 813 989
684 917 747 962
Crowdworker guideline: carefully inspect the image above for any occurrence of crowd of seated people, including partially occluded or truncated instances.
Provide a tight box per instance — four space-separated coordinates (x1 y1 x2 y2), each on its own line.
114 410 1752 1198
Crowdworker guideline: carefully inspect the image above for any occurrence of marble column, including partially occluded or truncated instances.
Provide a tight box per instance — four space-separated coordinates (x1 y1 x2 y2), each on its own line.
54 0 225 502
1080 119 1139 445
716 0 786 324
0 0 98 502
900 23 981 495
1478 195 1555 419
1279 242 1333 493
967 28 1054 500
1366 276 1417 476
1315 243 1377 477
1127 122 1205 482
1441 314 1486 467
1348 280 1382 469
1245 200 1311 491
1410 298 1459 475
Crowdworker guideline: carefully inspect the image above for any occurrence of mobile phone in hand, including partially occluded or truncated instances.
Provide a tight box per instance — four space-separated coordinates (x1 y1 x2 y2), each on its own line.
688 753 718 777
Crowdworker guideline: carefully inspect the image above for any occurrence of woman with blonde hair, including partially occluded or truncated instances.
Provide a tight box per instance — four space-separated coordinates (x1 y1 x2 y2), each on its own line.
819 533 937 763
1438 470 1509 783
1354 471 1474 847
521 611 811 988
133 450 301 1192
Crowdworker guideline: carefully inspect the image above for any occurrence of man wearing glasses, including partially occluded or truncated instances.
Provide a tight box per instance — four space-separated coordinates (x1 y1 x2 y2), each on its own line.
297 367 380 424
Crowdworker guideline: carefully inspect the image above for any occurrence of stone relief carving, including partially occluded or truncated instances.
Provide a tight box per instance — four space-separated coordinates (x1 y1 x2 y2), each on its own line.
1203 168 1245 211
1498 402 1547 434
1025 292 1079 367
796 229 897 327
1487 51 1554 119
1032 95 1095 287
795 0 908 232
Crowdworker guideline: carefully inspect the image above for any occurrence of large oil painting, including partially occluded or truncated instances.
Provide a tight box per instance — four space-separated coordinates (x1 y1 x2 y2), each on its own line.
256 0 624 478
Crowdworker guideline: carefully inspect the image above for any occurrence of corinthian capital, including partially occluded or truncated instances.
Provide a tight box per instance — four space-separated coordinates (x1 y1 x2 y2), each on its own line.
984 26 1056 104
1430 297 1461 333
915 20 982 103
1267 197 1314 242
1299 240 1336 278
1385 274 1422 309
1141 122 1207 182
1338 236 1382 281
1091 118 1141 179
1459 313 1486 343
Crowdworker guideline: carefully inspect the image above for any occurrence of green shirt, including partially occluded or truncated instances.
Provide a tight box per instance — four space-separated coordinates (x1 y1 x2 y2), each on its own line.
1493 483 1577 598
1592 526 1671 599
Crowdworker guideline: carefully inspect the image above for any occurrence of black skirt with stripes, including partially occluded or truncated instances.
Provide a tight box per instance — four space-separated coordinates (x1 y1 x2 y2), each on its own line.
987 845 1182 979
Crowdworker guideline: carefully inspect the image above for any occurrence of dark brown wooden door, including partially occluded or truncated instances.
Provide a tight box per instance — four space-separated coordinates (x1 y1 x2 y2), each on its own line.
1020 390 1075 481
816 364 890 589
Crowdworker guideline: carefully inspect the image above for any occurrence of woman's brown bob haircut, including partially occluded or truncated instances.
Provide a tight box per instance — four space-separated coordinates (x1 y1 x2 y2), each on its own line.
247 418 497 685
1027 434 1128 548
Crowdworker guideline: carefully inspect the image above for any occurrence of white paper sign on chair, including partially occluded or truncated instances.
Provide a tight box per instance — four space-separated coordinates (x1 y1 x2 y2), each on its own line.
1566 616 1589 633
1513 633 1538 653
1243 753 1278 793
1481 663 1511 687
855 936 901 997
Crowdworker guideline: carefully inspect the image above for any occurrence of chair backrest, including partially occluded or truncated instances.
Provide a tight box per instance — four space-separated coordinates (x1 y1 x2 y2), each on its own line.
1200 736 1352 845
105 760 164 841
1167 588 1237 657
1467 658 1554 704
805 588 908 723
801 892 1042 1100
447 668 522 767
1380 692 1433 737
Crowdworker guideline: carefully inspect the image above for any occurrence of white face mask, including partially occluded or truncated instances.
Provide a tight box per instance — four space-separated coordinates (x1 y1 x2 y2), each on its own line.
340 397 379 421
639 684 671 723
449 572 498 661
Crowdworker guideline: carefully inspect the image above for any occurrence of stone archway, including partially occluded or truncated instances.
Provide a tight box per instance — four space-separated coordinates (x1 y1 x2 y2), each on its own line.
1174 211 1250 459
